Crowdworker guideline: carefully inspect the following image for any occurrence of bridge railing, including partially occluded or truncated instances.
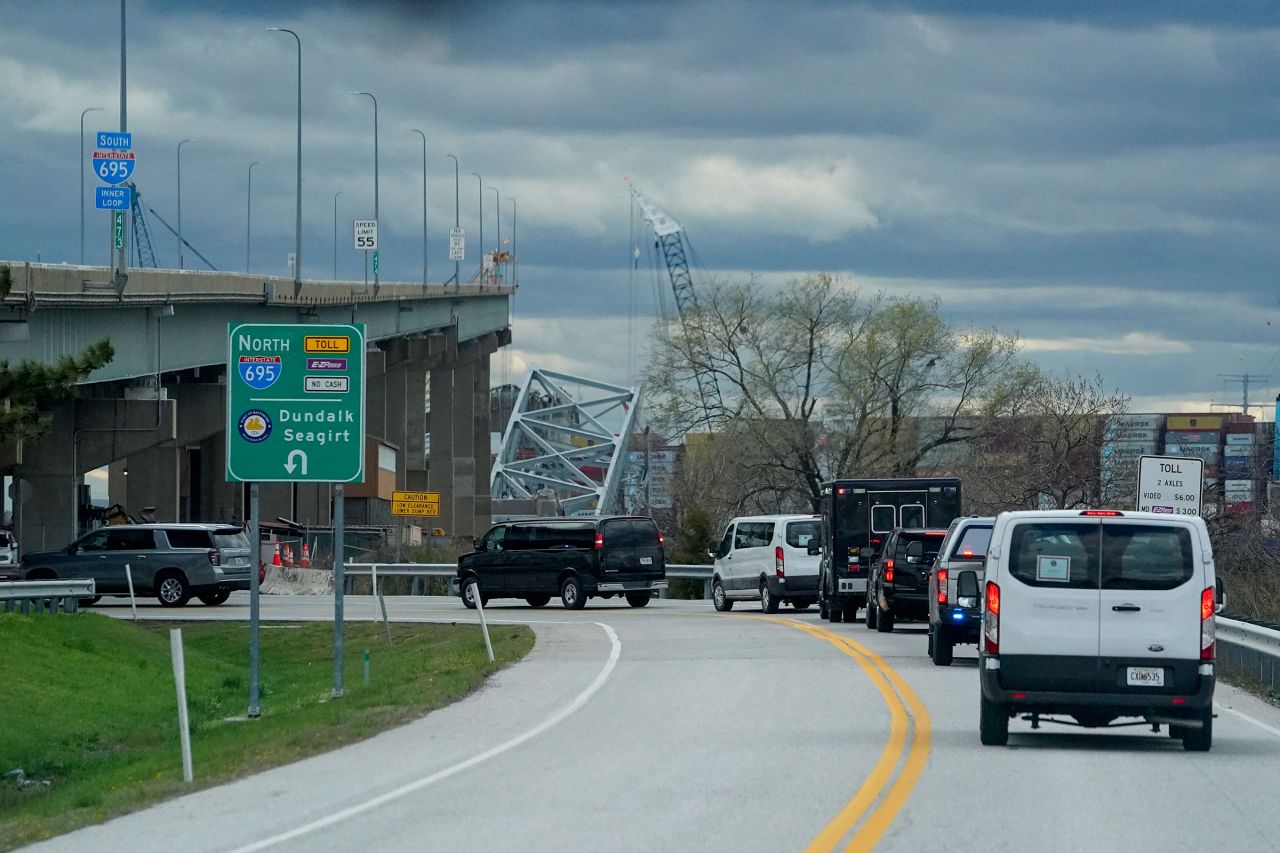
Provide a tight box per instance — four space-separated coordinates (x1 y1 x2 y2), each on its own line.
0 579 96 614
1216 616 1280 697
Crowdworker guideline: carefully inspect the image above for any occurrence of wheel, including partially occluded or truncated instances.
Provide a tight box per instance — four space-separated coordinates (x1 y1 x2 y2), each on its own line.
792 600 812 612
525 594 551 608
156 572 191 608
712 579 734 612
829 598 843 622
761 581 780 614
198 589 230 606
876 604 895 633
1182 708 1213 752
461 578 481 609
818 594 829 619
560 575 587 610
927 627 935 656
980 693 1009 746
26 569 55 580
80 596 102 607
625 592 651 608
1168 725 1184 739
865 596 878 629
842 604 859 622
931 630 954 666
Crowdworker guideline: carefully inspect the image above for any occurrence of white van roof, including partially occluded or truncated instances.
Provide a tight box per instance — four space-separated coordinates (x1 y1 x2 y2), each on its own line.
994 509 1207 527
729 514 820 523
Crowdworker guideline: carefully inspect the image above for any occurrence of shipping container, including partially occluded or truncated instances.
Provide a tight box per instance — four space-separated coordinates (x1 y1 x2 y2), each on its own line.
1167 415 1223 431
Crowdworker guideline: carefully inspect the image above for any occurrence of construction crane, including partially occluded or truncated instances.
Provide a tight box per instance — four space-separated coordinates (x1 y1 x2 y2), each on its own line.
126 182 218 271
630 185 724 430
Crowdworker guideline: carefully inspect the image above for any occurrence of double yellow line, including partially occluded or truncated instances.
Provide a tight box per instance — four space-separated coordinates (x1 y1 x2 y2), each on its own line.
762 617 932 852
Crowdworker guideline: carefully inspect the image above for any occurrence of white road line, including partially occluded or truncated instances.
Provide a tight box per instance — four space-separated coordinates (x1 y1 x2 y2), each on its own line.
226 622 621 853
1215 702 1280 739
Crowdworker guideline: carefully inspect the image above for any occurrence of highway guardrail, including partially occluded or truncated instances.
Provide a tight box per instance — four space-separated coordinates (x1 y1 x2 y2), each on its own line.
1216 615 1280 697
343 562 715 598
0 579 96 614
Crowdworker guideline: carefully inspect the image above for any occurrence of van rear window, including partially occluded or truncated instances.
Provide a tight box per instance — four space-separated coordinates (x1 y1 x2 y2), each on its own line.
786 520 820 548
948 526 991 560
1008 523 1100 589
1007 522 1195 591
1102 525 1193 591
630 518 661 547
213 530 249 549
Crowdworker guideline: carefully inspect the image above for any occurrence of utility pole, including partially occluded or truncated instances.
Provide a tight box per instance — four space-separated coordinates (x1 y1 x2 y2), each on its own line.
113 0 129 292
1220 374 1269 414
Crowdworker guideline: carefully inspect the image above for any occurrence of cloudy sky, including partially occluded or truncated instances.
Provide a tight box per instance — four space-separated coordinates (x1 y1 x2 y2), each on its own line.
5 0 1280 416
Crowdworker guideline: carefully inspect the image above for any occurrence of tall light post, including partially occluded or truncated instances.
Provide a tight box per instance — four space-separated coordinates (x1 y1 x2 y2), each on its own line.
410 129 427 286
176 138 191 269
333 190 342 280
508 196 516 286
267 27 302 293
352 91 380 290
445 154 459 287
245 161 260 272
79 106 103 265
470 172 483 276
490 185 500 284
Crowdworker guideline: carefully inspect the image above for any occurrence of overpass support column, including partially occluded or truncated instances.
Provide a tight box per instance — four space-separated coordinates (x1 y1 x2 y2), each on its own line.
119 445 182 522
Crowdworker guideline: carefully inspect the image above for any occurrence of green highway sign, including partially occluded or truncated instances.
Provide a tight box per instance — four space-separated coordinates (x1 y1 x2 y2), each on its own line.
225 322 366 483
113 211 124 249
372 250 380 276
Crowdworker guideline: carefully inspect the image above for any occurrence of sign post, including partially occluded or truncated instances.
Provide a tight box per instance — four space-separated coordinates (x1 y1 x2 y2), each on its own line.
226 323 366 708
1137 455 1204 516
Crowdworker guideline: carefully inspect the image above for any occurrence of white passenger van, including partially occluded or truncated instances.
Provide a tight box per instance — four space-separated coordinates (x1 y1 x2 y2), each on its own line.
710 515 821 613
980 509 1222 751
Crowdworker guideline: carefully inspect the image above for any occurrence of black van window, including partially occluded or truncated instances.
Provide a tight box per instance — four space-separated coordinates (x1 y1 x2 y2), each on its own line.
900 504 925 529
166 529 213 549
506 526 536 551
536 524 595 549
630 518 661 547
734 522 772 549
106 529 157 551
716 526 733 559
1008 522 1100 589
1101 525 1194 591
871 505 896 534
601 519 635 549
786 520 819 548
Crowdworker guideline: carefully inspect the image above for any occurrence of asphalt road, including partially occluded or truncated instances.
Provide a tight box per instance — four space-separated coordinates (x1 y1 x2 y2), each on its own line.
27 593 1280 852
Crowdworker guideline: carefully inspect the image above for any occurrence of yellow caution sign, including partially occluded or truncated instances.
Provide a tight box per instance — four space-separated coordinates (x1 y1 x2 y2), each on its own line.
392 490 440 517
303 336 351 354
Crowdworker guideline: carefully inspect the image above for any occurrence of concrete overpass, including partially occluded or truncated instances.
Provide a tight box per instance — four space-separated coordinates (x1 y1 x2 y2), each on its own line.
0 262 512 553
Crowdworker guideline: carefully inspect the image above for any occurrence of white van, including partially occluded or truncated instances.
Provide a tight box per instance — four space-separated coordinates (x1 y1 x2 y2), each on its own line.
710 515 821 613
980 510 1221 751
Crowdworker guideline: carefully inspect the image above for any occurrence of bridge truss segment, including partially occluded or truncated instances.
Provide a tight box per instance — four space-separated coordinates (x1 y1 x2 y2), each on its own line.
490 368 641 515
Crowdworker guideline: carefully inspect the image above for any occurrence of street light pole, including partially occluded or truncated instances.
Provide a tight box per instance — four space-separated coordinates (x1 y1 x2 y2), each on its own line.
353 92 380 291
491 186 500 284
470 172 483 278
267 27 302 294
333 190 342 280
176 138 191 270
446 154 459 287
410 129 427 287
508 197 516 286
79 106 103 266
246 161 260 272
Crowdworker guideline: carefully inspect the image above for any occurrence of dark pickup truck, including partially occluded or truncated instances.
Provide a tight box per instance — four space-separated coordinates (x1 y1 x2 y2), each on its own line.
457 516 668 610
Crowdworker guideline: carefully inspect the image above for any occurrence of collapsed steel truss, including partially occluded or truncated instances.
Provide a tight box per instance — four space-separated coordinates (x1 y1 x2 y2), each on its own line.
490 368 641 515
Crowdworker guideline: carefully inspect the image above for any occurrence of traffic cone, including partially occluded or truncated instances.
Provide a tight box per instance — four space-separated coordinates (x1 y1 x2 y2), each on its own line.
301 542 312 568
284 544 295 568
272 542 282 567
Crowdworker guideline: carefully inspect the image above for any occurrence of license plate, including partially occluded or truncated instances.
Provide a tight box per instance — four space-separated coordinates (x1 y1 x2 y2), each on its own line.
640 557 653 565
1126 666 1164 687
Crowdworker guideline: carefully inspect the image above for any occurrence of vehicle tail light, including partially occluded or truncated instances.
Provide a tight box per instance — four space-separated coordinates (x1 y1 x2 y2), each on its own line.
594 532 604 550
984 581 1000 655
1200 586 1215 661
961 549 973 557
1080 510 1123 517
936 568 948 605
658 531 665 547
208 549 220 566
775 545 785 578
884 558 894 584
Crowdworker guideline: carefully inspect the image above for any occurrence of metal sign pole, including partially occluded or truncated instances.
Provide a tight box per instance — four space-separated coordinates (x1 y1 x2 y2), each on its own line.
333 482 345 698
248 483 261 717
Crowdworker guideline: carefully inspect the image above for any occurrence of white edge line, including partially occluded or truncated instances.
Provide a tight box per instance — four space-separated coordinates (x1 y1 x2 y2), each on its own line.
226 621 621 853
1215 701 1280 739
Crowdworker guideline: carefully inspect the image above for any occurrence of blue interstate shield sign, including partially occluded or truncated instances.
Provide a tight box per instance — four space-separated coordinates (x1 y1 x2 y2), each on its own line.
238 356 281 389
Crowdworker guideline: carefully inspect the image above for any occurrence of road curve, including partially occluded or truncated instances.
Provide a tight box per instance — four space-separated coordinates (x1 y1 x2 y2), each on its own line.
27 594 1280 852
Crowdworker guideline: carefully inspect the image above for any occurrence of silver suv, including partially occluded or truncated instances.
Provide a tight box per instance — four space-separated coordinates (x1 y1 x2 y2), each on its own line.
20 524 253 607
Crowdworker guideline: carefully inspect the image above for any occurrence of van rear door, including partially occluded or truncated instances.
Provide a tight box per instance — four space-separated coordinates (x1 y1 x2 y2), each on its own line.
599 518 636 576
1098 520 1200 667
630 518 666 580
999 520 1101 660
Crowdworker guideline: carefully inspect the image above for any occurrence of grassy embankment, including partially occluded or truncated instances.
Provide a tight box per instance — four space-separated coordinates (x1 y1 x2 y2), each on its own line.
0 613 533 849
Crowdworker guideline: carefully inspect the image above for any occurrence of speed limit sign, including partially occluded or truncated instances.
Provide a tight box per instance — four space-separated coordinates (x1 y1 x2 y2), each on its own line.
353 220 378 251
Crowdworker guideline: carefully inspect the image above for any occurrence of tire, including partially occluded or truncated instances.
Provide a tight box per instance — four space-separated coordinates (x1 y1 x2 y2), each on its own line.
461 578 481 609
1168 725 1184 739
842 604 859 622
712 579 733 612
792 600 812 612
931 630 954 666
927 627 935 656
829 598 843 623
1182 708 1213 752
625 592 651 608
761 581 780 614
80 596 102 607
865 596 878 629
876 604 895 633
525 594 551 608
818 594 829 619
26 569 55 581
980 693 1009 746
198 589 230 606
560 575 587 610
156 572 191 608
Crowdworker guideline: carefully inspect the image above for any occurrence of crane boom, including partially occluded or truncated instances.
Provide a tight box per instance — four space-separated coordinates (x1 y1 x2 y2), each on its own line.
631 187 724 430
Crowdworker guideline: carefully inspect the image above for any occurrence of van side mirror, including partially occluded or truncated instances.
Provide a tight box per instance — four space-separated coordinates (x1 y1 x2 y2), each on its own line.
707 548 717 560
807 541 821 556
1215 577 1226 614
905 540 923 563
956 570 980 608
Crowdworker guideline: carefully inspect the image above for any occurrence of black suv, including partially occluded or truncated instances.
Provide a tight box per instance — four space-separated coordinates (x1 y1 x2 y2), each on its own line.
457 516 668 610
21 524 253 607
865 527 947 632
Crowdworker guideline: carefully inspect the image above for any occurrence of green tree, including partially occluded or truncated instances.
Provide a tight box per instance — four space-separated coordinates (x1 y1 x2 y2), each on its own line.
0 339 115 443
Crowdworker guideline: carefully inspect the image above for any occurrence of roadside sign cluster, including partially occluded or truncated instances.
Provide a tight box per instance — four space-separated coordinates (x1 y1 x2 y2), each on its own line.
391 490 440 517
226 323 367 483
93 131 135 208
1136 455 1204 516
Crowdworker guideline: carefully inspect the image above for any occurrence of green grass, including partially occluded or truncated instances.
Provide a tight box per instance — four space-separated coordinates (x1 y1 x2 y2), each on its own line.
0 613 533 849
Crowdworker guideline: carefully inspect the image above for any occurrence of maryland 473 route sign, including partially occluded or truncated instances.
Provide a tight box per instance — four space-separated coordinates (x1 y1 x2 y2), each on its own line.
226 323 366 483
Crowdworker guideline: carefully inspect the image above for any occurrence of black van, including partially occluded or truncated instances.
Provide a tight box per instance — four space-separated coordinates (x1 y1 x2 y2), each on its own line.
457 516 668 610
